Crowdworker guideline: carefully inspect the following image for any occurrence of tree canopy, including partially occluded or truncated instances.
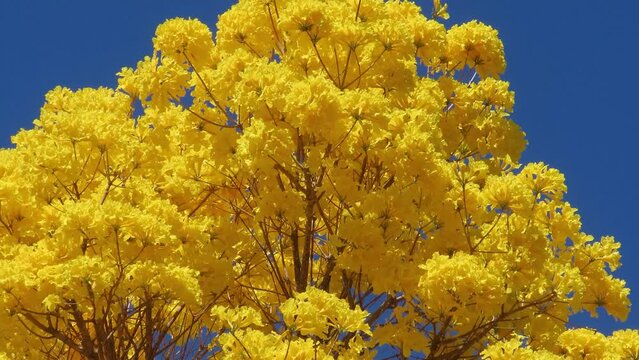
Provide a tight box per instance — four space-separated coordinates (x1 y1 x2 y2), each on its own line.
0 0 636 359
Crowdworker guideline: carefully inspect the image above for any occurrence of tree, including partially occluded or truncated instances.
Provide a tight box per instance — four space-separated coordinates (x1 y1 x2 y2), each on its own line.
0 0 636 359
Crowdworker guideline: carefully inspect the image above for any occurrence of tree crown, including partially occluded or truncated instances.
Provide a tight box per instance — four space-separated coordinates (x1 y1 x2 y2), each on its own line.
0 0 636 359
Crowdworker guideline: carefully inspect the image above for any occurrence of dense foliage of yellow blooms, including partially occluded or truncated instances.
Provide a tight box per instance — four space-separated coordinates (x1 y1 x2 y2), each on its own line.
0 0 636 359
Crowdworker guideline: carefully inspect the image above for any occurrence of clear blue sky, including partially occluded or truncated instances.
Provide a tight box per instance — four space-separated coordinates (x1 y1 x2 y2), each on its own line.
1 0 637 335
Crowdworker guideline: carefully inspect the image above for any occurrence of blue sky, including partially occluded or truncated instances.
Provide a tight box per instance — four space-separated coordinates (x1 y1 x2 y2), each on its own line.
1 0 637 336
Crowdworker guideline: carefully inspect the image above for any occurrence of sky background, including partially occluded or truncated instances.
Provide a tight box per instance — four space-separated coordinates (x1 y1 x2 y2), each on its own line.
1 0 638 336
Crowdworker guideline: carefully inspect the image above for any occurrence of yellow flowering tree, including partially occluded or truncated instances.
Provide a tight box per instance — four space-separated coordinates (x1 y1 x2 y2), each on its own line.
0 0 636 359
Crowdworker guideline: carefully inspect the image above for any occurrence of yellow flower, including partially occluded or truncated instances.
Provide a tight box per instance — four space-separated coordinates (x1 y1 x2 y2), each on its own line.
433 0 450 20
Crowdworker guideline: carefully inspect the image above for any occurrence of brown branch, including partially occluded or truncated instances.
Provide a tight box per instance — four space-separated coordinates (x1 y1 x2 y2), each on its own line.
188 187 216 217
305 30 338 85
291 225 305 292
19 313 86 356
266 4 286 55
343 48 387 89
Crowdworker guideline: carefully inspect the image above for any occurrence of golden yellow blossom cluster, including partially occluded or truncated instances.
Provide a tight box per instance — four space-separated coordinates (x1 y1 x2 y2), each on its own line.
0 0 635 358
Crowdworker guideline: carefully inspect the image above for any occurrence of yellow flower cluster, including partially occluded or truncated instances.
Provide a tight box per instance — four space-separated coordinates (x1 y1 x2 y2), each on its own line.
280 287 370 337
0 0 634 358
153 17 215 67
446 20 506 77
483 329 639 360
